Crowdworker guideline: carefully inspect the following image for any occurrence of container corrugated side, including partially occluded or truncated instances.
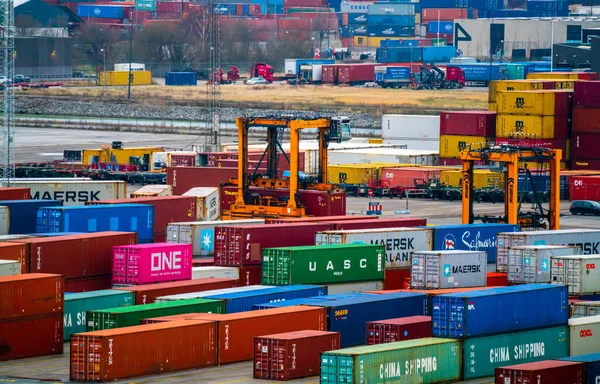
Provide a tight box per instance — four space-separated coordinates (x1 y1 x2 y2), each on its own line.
495 360 585 384
569 315 600 356
192 266 239 280
0 199 62 234
326 281 384 294
551 255 600 295
366 316 432 345
0 243 27 273
0 314 63 361
0 273 63 321
155 285 274 303
410 250 487 289
570 302 600 318
559 352 600 384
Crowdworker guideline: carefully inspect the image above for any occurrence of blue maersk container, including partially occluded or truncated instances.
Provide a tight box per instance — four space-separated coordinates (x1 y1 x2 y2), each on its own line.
560 353 600 384
428 224 520 264
0 199 62 234
427 21 454 35
36 204 154 243
204 285 327 313
165 72 198 86
447 63 507 82
77 4 125 19
422 46 456 62
432 284 568 339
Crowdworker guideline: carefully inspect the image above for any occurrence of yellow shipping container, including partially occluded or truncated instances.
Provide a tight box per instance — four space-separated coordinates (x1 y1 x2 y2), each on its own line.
415 13 421 23
520 161 568 170
439 135 491 159
496 90 572 116
488 102 497 112
328 163 417 184
353 36 401 47
440 170 504 189
496 114 566 139
99 70 152 86
526 72 579 80
82 146 163 165
488 79 576 102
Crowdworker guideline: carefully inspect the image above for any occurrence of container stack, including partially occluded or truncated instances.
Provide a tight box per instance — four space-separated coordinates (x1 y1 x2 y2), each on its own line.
438 110 496 166
410 250 487 289
571 81 600 170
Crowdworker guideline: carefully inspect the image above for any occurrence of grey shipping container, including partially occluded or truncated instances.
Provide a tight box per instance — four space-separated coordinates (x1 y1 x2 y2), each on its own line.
496 229 600 272
571 302 600 318
410 250 487 289
508 245 580 284
551 254 600 295
326 281 384 294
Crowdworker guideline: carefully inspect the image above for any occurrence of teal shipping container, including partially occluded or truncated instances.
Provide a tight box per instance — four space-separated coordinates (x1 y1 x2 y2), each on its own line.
506 64 526 80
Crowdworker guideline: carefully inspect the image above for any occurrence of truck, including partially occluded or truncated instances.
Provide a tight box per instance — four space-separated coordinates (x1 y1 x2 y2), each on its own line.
284 59 335 78
412 65 465 89
446 63 508 86
250 63 274 83
374 66 411 88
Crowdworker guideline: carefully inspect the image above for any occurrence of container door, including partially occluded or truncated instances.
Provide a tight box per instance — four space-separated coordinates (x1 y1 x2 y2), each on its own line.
522 249 537 283
566 259 582 295
507 248 523 283
410 254 425 288
426 254 440 289
0 207 9 235
181 225 192 244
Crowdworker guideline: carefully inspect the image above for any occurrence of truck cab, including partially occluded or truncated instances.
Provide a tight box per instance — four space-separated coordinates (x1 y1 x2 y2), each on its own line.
250 63 274 83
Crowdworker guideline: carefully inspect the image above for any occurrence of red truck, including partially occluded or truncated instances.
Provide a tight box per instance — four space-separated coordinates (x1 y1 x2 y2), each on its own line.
249 63 274 83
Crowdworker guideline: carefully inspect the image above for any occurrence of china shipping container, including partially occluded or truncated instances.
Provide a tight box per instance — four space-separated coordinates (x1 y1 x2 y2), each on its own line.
253 330 340 380
573 133 600 160
1 314 63 361
464 326 570 379
321 338 462 384
507 245 580 284
496 229 600 272
167 166 238 194
569 315 600 356
192 266 240 280
570 176 600 201
86 298 224 331
496 114 570 139
439 110 497 137
114 278 237 305
36 205 154 243
366 316 432 345
552 255 600 295
571 301 600 318
64 290 135 340
432 284 568 338
315 227 433 269
559 352 600 384
65 275 112 293
70 320 217 382
410 250 487 289
495 360 585 384
12 180 127 206
0 273 63 320
0 187 30 200
574 81 600 108
0 242 27 273
327 281 384 294
573 107 600 133
0 260 20 276
182 187 220 221
496 90 573 116
0 199 62 234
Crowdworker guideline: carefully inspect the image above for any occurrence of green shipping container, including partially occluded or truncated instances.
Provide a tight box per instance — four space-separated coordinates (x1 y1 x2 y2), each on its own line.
136 0 156 11
85 298 224 331
64 290 135 340
262 244 385 286
321 338 462 384
463 325 569 379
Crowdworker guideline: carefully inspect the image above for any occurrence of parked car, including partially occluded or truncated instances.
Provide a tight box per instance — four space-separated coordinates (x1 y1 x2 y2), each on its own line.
0 76 10 85
570 200 600 216
246 76 268 85
13 75 30 83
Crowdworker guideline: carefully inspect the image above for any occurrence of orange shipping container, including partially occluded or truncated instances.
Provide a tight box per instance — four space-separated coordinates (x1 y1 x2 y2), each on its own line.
0 273 63 321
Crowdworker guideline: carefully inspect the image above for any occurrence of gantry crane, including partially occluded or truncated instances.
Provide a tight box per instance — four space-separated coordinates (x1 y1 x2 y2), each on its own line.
461 145 561 230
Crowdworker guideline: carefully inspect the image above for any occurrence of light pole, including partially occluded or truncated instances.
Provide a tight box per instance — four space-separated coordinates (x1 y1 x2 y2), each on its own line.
312 37 315 63
101 48 106 87
127 0 137 100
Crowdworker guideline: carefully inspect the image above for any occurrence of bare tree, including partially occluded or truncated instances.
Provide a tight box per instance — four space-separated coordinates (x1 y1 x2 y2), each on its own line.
15 14 69 37
74 24 120 72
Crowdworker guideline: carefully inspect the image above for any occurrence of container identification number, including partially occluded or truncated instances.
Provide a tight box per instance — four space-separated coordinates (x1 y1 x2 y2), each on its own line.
334 309 349 317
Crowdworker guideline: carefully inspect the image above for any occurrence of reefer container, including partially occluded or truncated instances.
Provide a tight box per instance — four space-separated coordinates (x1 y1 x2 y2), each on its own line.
569 315 600 356
254 330 340 380
496 114 570 139
167 219 264 256
320 338 462 384
112 243 192 285
0 259 20 276
366 316 432 345
552 255 600 295
0 199 62 234
496 90 573 116
495 360 585 384
129 184 172 198
192 266 239 280
165 72 198 86
440 111 497 137
86 298 224 331
182 187 220 221
64 290 135 340
114 278 237 305
573 107 600 133
574 80 600 108
70 320 217 382
431 224 520 265
327 281 384 294
13 180 126 206
571 302 600 318
508 245 580 284
432 284 568 338
262 244 384 286
439 134 490 158
559 353 600 384
410 250 487 289
0 273 63 320
464 326 570 379
315 227 433 268
37 204 154 244
496 229 600 272
0 187 30 200
0 314 63 361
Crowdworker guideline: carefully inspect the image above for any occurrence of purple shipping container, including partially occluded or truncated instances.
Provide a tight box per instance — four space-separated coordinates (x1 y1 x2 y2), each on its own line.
574 81 600 108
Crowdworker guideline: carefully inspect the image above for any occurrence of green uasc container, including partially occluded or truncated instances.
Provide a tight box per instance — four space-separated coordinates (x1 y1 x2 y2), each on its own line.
262 244 385 286
321 338 462 384
85 298 224 331
463 325 569 380
64 290 135 340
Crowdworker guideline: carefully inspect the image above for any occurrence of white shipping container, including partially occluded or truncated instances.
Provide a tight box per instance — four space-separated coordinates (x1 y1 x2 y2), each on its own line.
410 250 487 289
167 219 264 256
569 315 600 356
315 227 433 268
0 206 9 235
551 254 600 295
114 63 145 71
12 180 127 206
507 245 580 284
327 281 384 294
0 259 20 276
130 184 172 198
300 64 323 82
191 266 240 280
328 148 439 166
182 187 220 221
382 115 440 150
156 285 274 302
570 302 600 319
284 59 298 76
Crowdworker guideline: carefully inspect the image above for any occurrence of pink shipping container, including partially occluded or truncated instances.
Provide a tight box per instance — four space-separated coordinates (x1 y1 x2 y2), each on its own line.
338 63 380 85
574 81 600 108
572 133 600 160
381 167 443 187
112 243 192 285
366 316 432 345
440 111 496 137
573 107 600 133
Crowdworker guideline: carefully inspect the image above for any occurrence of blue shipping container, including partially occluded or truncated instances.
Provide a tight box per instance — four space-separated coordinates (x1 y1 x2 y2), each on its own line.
374 66 411 84
432 284 568 339
25 232 82 237
420 0 468 7
367 15 414 26
380 39 401 48
368 25 414 37
468 0 502 9
427 21 454 35
0 200 62 234
518 174 568 199
422 46 456 62
376 47 423 63
165 72 198 86
447 63 507 82
428 224 521 264
217 4 236 13
77 4 125 19
36 204 154 243
294 59 335 76
253 293 370 310
349 13 368 24
368 3 415 15
559 353 600 384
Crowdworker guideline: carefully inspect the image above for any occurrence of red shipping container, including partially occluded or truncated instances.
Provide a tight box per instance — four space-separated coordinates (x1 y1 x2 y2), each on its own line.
574 81 600 108
238 265 262 286
569 175 600 201
0 242 27 273
330 217 427 230
170 154 196 167
299 189 346 217
440 111 497 137
131 10 155 21
253 330 340 380
249 4 261 15
214 222 333 266
572 159 600 170
439 157 485 166
70 320 217 382
425 33 453 44
0 314 63 361
366 316 432 345
486 272 508 286
572 133 600 160
0 187 30 200
168 167 238 194
573 107 600 133
577 72 598 81
156 1 189 13
266 215 372 224
383 267 411 290
495 360 585 384
422 8 468 21
193 257 215 267
381 167 443 187
65 275 112 293
236 4 243 15
322 65 339 84
342 13 349 25
338 63 379 85
0 274 63 320
115 277 236 304
496 138 569 157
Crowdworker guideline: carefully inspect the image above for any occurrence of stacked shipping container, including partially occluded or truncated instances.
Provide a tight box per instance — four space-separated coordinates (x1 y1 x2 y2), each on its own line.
572 81 600 170
438 110 496 163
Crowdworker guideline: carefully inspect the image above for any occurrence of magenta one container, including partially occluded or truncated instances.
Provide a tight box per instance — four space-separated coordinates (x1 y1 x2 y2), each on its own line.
112 243 192 285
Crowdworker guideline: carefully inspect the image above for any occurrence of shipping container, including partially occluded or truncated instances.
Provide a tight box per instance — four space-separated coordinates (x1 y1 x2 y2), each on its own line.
487 272 509 286
384 267 411 290
380 166 444 188
0 273 63 321
527 72 580 80
156 285 273 303
496 137 570 159
326 281 384 294
99 71 152 86
86 298 224 331
574 81 600 108
0 199 62 234
440 169 505 189
341 2 369 13
192 266 240 280
489 79 576 103
64 275 112 293
165 72 197 86
265 215 372 224
572 159 600 170
422 8 470 21
496 114 570 139
464 326 570 379
64 290 134 340
12 179 126 204
439 134 491 158
321 337 462 384
569 315 600 356
0 187 30 200
559 352 600 384
0 259 20 276
254 330 340 380
573 133 600 160
508 245 580 284
78 4 125 18
37 204 154 243
440 111 497 137
496 90 573 116
552 255 600 295
366 316 432 345
495 360 585 384
130 185 172 198
410 250 487 289
427 20 454 34
368 25 415 38
571 301 600 318
182 187 220 221
238 265 262 286
114 278 236 305
168 167 239 194
0 314 63 361
0 242 27 273
573 107 600 134
337 63 380 85
331 217 427 231
70 320 217 382
447 63 507 83
432 284 568 338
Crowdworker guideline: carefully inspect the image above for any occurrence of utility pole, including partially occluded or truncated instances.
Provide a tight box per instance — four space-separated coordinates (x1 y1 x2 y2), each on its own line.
206 0 221 147
127 0 137 100
0 0 15 186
